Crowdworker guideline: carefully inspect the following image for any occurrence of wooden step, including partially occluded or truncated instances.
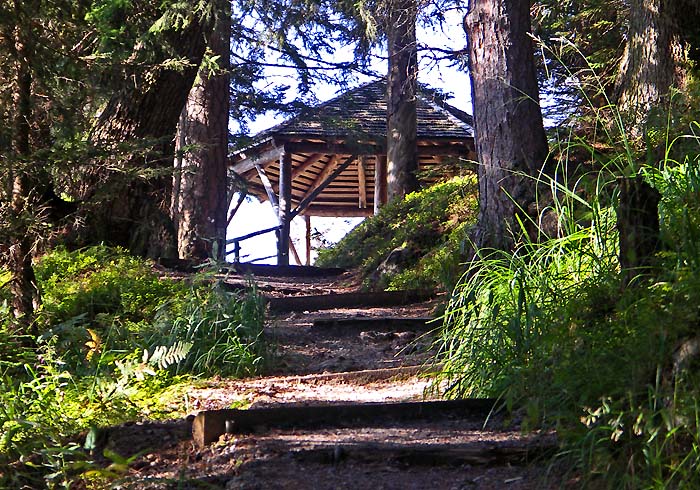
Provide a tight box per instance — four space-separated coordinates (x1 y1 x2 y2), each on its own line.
193 398 495 447
267 289 434 313
156 259 345 277
159 259 345 277
229 263 345 277
311 316 435 333
248 364 441 386
291 441 557 467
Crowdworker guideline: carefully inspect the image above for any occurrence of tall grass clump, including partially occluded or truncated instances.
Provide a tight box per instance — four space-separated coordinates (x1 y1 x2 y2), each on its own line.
434 49 700 485
148 281 267 377
437 169 623 404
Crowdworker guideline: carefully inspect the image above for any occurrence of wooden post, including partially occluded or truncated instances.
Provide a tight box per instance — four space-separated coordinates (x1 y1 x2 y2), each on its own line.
374 154 387 215
358 156 367 209
277 149 292 266
305 215 312 266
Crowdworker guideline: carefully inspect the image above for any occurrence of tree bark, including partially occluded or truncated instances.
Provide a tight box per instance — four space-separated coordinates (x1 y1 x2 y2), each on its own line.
172 0 230 261
617 176 660 286
464 0 549 251
386 0 419 202
7 0 40 332
615 0 688 139
86 14 212 258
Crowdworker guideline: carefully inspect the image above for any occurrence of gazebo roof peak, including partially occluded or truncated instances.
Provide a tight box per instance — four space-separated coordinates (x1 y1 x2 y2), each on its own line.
244 79 473 148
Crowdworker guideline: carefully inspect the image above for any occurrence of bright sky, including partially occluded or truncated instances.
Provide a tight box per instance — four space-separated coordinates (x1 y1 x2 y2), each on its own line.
227 9 472 264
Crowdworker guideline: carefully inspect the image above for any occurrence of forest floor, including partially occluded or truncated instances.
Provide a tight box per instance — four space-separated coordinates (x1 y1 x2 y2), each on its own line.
93 268 577 489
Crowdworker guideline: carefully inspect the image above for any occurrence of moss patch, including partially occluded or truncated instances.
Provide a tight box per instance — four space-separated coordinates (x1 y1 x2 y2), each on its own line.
316 175 478 291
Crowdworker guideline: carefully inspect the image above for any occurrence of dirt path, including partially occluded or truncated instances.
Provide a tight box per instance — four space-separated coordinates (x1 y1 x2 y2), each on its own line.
100 270 570 489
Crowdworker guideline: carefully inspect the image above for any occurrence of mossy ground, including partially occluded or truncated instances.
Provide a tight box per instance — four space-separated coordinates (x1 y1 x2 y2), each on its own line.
316 175 478 292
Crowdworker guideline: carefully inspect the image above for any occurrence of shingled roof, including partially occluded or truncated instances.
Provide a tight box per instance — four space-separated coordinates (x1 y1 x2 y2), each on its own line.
230 79 475 219
252 79 474 143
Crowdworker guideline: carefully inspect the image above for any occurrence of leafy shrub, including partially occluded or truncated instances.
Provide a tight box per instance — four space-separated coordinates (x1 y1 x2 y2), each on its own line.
36 245 184 327
0 246 268 487
30 246 268 379
316 175 478 291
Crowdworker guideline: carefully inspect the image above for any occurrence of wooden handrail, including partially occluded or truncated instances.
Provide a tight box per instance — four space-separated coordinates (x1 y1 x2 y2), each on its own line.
226 225 282 263
225 225 281 245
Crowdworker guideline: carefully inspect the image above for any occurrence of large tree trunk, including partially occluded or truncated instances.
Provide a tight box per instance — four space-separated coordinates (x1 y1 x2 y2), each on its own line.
172 0 230 261
7 0 40 332
613 0 696 284
86 14 212 258
615 0 689 139
386 0 419 202
464 0 549 251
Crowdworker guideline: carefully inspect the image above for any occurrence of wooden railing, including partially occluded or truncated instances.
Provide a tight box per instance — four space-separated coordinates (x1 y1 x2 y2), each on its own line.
225 225 281 264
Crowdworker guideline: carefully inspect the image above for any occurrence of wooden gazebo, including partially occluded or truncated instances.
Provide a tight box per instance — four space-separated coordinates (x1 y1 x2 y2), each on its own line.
229 80 475 265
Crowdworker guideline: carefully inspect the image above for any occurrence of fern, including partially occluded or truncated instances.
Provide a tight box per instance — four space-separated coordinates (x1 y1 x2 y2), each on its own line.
142 341 192 370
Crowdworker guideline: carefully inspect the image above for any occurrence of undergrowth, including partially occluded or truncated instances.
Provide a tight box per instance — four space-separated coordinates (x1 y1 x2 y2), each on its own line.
434 103 700 486
316 175 478 291
0 246 267 488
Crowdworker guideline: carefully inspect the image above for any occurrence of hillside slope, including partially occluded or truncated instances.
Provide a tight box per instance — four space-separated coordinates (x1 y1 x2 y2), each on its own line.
316 175 478 292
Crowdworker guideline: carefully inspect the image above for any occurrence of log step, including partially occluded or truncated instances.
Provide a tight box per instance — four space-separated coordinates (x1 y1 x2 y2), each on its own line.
291 442 557 467
157 260 344 277
267 290 434 313
192 398 495 447
230 264 345 277
259 364 441 385
311 316 435 333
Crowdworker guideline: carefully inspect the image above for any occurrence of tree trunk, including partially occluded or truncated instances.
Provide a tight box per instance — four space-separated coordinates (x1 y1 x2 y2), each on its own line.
464 0 549 251
616 0 688 139
615 0 688 139
172 0 230 261
86 14 212 258
7 0 40 332
617 176 660 286
386 0 419 202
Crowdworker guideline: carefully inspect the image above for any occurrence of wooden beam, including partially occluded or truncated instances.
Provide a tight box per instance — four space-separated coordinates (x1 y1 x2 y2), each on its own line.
226 225 280 245
289 442 557 467
193 398 495 445
267 289 434 313
301 155 339 201
357 156 367 209
291 153 325 180
286 141 377 156
231 145 283 174
311 316 433 332
226 192 246 228
289 239 302 266
255 164 279 216
301 206 373 217
317 192 362 199
291 155 356 219
374 154 387 215
277 150 292 266
416 143 473 156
